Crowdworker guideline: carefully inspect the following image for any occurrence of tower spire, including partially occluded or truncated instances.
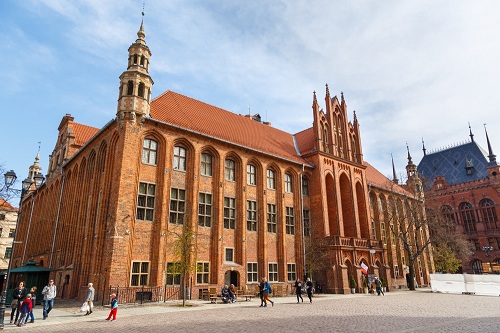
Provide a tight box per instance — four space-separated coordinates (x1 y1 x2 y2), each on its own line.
391 153 399 184
484 123 497 163
422 138 426 156
116 12 153 125
469 122 474 142
406 142 413 164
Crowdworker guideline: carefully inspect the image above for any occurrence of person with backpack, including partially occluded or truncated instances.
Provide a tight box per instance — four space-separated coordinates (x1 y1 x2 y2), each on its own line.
261 277 274 307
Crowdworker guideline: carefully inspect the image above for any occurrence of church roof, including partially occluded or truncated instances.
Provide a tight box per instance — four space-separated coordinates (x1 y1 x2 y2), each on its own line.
150 90 311 165
364 161 414 197
417 141 489 189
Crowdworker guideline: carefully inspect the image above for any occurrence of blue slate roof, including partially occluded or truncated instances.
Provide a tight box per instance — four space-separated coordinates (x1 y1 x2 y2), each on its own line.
417 141 490 189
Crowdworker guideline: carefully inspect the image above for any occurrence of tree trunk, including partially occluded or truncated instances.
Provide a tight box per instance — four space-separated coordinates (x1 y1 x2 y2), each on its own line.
408 261 416 291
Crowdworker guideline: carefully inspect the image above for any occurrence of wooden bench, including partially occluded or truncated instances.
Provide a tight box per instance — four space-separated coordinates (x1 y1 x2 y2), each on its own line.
209 296 218 303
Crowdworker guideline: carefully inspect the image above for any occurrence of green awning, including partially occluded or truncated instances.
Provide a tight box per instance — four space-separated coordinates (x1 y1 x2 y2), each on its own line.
10 261 51 273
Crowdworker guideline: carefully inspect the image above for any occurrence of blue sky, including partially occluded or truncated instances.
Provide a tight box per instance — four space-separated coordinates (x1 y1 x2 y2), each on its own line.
1 0 499 198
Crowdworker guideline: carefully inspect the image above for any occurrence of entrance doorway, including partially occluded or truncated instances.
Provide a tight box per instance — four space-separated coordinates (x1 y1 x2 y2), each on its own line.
224 270 239 287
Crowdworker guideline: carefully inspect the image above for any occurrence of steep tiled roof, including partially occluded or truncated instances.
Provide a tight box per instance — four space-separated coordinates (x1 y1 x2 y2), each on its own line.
294 127 315 155
364 161 414 197
73 123 99 146
150 90 310 165
0 199 17 211
417 141 489 189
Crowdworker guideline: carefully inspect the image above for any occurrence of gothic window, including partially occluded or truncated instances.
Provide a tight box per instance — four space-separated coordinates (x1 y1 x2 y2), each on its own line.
247 164 256 185
459 202 477 232
267 169 276 190
480 199 498 230
138 83 145 98
142 138 157 165
127 81 134 95
302 177 309 196
284 173 292 193
225 159 235 181
173 146 186 171
303 210 310 236
200 153 212 177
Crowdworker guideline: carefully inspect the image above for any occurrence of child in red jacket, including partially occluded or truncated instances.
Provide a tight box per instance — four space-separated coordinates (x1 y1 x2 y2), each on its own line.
17 294 32 327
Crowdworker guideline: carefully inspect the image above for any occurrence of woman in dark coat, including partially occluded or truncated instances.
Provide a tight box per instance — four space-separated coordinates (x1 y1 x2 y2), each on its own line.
11 281 27 324
295 279 303 303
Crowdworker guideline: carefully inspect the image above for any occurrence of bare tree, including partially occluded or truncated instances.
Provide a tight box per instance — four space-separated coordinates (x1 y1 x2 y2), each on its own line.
167 222 198 307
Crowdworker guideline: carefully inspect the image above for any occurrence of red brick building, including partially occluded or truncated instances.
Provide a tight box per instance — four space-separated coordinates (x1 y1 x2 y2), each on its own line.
11 22 432 300
418 128 500 273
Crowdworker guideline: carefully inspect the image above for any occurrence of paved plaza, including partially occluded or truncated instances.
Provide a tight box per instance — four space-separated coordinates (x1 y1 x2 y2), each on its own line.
2 289 499 332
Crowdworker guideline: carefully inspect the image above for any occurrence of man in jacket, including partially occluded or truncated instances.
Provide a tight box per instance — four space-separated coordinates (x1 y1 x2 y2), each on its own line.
42 279 57 320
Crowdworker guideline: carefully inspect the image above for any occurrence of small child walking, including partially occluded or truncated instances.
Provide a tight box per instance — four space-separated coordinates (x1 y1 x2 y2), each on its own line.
105 293 118 321
17 294 33 327
25 287 37 323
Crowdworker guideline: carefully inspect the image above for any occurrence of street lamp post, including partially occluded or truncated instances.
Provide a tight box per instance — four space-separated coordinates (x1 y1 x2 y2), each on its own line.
0 170 43 329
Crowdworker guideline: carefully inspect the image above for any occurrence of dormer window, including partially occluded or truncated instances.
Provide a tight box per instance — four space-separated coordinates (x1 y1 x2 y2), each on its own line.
465 158 474 176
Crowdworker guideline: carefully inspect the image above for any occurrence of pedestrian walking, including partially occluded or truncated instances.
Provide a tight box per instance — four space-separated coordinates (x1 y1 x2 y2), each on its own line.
10 281 27 324
262 277 274 307
24 286 37 323
16 294 33 327
258 279 265 307
306 277 313 303
105 293 118 321
374 276 384 296
84 283 95 315
295 279 303 303
42 279 57 320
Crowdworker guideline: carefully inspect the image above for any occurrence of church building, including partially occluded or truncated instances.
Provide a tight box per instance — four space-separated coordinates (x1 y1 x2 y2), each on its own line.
10 21 433 301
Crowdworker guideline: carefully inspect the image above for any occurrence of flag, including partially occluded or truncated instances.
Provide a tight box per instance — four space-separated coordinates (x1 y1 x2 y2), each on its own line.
361 263 369 275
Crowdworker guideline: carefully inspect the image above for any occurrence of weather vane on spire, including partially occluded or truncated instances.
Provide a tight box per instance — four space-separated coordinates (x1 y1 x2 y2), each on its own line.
142 3 145 20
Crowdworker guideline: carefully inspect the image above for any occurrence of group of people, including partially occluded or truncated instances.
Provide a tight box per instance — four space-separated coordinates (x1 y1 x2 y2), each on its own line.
10 279 56 326
9 280 118 326
220 284 237 303
294 277 314 304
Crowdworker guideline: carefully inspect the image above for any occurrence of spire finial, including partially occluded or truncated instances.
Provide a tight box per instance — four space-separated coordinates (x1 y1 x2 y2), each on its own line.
341 91 344 103
484 123 497 163
406 142 413 164
137 3 146 40
391 153 399 184
325 83 330 97
422 138 426 156
469 122 474 142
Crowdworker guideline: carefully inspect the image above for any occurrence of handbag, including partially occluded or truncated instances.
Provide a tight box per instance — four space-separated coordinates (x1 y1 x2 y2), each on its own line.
80 302 89 312
10 299 18 309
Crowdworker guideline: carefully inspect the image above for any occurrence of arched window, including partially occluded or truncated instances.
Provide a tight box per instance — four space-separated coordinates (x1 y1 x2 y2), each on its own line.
173 146 186 171
459 202 477 232
127 81 134 95
471 259 483 274
284 173 292 193
480 199 498 230
224 159 235 181
138 83 145 98
441 205 455 224
140 55 145 66
133 54 138 65
200 153 212 177
301 177 309 196
267 169 276 190
247 164 256 185
142 138 157 165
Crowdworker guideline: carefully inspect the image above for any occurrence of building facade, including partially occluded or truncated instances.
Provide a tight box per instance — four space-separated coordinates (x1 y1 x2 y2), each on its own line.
0 199 17 288
418 128 500 274
11 22 433 300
